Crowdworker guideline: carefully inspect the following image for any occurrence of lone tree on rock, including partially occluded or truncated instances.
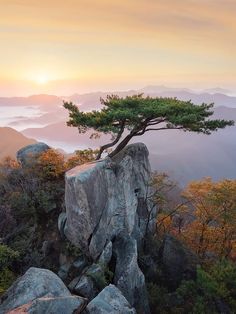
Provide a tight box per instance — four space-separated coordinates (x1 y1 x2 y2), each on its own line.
64 94 234 160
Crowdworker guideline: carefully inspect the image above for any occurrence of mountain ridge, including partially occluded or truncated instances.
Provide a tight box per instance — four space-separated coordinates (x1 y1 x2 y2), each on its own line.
0 127 36 160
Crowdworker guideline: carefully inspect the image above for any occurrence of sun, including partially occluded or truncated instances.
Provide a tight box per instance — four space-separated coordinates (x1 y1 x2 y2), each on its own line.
35 74 50 85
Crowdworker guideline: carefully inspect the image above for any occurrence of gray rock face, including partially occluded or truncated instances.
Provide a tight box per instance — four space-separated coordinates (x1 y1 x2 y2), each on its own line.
161 235 199 289
58 212 67 238
0 267 72 313
7 296 87 314
63 143 152 313
98 241 112 266
17 142 50 165
64 143 152 260
58 262 72 281
114 236 150 314
72 255 88 273
69 263 103 300
74 275 98 300
85 284 136 314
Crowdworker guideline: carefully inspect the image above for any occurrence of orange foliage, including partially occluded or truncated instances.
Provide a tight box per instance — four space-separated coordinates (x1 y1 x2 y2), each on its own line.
66 149 97 170
155 177 236 262
0 156 20 169
38 149 65 178
38 148 97 177
179 178 236 260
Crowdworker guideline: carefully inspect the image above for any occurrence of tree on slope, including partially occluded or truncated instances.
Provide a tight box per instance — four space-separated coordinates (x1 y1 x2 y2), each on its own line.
63 94 234 159
180 178 236 260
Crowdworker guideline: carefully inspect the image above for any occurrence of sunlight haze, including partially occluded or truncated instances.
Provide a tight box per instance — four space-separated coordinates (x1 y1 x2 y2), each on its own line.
0 0 235 96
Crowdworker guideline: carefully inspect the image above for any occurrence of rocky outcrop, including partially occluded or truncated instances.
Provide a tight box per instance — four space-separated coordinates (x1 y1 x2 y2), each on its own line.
17 142 50 165
59 143 152 313
63 143 152 313
0 267 86 313
113 236 150 313
161 235 199 289
85 284 136 314
2 143 154 313
64 143 152 260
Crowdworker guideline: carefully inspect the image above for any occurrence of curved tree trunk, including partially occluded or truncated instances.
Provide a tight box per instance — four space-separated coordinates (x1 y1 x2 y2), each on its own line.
108 133 134 158
96 124 125 160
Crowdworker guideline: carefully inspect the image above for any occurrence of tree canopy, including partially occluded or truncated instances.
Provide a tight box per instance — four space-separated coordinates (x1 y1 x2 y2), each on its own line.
64 94 234 159
180 178 236 260
154 176 236 262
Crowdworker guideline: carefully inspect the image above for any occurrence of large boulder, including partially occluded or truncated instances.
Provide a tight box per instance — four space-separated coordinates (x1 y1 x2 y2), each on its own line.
113 236 150 314
161 235 199 289
64 143 152 260
85 284 136 314
17 142 50 165
0 267 82 313
7 296 86 314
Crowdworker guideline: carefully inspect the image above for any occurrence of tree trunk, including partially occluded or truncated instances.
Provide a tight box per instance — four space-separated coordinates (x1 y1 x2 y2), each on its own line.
96 141 117 160
108 133 134 158
96 124 125 160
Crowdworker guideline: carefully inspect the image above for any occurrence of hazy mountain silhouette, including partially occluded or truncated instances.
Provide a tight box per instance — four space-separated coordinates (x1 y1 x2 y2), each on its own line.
0 127 36 160
1 87 236 184
66 86 236 109
203 87 232 95
0 94 61 108
22 104 236 185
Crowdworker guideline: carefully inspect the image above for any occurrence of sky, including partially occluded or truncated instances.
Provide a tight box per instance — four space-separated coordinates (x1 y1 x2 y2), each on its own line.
0 0 236 96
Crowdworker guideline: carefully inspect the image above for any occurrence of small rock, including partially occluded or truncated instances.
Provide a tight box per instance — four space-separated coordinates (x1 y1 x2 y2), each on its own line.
85 284 136 314
73 255 87 273
72 263 105 300
58 262 72 281
86 264 103 277
74 275 98 300
68 276 80 291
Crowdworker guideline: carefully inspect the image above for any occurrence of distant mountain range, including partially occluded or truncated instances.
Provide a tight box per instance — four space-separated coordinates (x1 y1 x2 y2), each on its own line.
1 86 236 184
0 127 36 161
67 86 236 111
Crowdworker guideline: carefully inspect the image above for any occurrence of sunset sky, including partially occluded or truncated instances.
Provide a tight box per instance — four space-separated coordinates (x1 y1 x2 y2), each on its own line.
0 0 235 96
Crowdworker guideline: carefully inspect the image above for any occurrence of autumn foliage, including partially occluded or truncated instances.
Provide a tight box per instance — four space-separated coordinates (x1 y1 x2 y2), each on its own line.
155 176 236 262
179 178 236 260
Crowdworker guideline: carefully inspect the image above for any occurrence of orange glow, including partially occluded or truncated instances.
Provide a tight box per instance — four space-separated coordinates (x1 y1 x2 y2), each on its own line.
0 0 235 95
